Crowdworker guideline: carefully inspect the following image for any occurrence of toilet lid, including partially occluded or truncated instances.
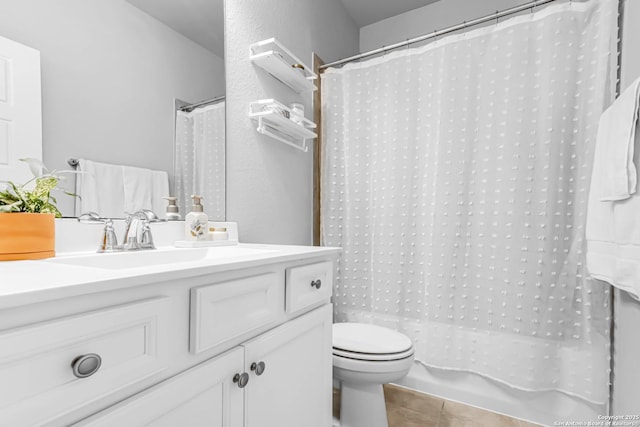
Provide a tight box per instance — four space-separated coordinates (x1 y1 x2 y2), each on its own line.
333 323 413 355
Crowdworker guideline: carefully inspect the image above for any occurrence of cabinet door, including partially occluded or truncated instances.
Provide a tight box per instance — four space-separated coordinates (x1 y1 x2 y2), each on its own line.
0 297 170 427
75 347 245 427
243 304 332 427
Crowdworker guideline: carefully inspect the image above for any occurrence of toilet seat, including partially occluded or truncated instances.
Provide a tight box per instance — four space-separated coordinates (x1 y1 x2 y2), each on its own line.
332 346 415 361
333 322 413 354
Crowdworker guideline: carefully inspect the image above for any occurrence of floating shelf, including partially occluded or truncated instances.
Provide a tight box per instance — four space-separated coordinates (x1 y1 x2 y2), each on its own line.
249 99 317 152
250 38 317 94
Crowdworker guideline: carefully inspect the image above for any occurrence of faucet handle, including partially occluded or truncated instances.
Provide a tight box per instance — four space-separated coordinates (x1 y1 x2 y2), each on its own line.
78 212 121 253
98 219 120 253
140 209 167 223
77 212 105 223
139 221 156 249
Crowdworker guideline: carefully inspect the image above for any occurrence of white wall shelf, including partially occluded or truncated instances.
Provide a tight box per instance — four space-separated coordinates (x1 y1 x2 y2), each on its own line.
250 38 317 93
249 99 317 153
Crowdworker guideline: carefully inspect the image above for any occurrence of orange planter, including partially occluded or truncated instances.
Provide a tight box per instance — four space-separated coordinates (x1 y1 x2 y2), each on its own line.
0 213 55 261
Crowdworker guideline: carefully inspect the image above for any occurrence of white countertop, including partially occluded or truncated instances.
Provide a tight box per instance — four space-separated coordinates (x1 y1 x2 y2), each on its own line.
0 243 340 310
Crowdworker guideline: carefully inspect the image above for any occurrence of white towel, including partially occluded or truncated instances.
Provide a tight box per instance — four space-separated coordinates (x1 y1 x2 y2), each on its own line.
586 78 640 300
122 165 153 214
76 159 125 218
594 76 640 201
151 170 170 219
76 159 171 218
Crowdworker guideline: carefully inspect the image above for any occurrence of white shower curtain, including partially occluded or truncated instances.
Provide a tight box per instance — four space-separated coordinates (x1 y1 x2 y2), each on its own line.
322 0 617 404
175 101 225 220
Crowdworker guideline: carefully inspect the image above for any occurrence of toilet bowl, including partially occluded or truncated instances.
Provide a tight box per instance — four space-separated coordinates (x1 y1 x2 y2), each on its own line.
333 323 414 427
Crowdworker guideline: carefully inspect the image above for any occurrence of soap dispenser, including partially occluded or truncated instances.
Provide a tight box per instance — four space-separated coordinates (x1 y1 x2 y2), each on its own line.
185 195 208 241
163 196 181 221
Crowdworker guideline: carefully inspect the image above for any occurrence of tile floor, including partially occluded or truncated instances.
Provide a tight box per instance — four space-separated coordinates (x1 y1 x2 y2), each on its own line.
333 384 542 427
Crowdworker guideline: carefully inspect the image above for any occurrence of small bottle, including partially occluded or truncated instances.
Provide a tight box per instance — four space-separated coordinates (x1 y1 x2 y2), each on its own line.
163 197 181 221
185 195 208 241
209 227 229 241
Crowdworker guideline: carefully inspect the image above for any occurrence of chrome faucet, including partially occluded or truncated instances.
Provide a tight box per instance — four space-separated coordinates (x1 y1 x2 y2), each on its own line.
78 210 164 253
78 212 120 253
123 209 163 251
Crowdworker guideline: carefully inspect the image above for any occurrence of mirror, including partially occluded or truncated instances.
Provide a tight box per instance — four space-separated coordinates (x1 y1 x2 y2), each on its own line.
174 96 226 222
0 0 225 219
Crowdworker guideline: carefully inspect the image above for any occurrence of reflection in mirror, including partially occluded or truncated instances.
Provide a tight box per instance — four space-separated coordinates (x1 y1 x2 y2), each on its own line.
0 0 225 219
174 96 226 221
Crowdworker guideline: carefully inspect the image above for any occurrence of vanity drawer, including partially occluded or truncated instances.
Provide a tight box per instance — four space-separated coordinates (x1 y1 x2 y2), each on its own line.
285 261 333 314
0 297 170 427
190 272 283 354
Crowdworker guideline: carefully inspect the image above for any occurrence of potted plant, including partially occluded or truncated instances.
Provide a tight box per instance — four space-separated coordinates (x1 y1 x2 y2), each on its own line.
0 158 75 261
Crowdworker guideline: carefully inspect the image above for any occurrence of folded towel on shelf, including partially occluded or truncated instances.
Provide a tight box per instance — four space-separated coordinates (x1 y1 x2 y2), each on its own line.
587 78 640 300
75 159 171 219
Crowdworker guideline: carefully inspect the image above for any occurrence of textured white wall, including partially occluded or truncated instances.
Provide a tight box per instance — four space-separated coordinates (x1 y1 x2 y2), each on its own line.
360 0 528 53
611 0 640 415
0 0 224 216
224 0 358 244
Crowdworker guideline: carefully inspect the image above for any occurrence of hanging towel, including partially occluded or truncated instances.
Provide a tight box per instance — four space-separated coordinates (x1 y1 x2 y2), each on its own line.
587 78 640 300
75 159 125 218
122 165 153 214
594 76 640 201
151 170 170 218
76 159 170 218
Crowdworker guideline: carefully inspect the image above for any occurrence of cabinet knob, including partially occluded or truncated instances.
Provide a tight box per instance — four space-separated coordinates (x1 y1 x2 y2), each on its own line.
251 361 266 376
71 353 102 379
311 279 322 289
233 372 249 388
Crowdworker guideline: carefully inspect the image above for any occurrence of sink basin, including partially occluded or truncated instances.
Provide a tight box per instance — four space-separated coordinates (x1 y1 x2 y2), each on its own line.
44 246 277 270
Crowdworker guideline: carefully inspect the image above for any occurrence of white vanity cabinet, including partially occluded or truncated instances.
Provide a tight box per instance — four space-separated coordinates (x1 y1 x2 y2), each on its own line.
0 246 337 427
79 304 332 427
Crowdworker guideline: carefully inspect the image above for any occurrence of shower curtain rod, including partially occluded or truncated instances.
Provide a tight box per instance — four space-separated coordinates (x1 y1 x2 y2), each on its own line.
319 0 559 70
180 95 225 112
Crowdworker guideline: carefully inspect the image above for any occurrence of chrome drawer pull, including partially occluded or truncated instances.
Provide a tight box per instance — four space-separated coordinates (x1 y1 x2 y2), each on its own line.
71 353 102 379
233 372 249 388
251 361 266 376
311 279 322 289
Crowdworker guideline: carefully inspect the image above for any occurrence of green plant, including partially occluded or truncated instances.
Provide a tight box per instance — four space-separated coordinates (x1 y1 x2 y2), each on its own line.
0 158 77 217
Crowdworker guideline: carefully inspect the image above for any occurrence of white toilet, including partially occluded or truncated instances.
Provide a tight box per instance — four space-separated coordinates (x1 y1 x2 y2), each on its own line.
333 323 415 427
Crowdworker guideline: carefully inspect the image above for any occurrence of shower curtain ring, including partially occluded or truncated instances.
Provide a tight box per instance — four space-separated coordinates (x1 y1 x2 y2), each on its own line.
495 10 499 26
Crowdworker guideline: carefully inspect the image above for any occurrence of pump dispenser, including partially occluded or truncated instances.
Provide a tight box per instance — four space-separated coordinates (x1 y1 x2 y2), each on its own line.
185 195 208 240
163 197 181 220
